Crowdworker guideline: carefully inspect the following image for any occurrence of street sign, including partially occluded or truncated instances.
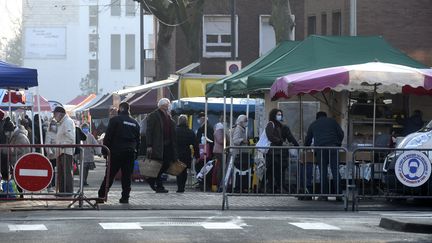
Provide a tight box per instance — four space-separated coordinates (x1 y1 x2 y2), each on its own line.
13 153 53 192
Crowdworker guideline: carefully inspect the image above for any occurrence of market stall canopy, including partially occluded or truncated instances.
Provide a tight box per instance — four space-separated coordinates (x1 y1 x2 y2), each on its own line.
74 94 107 113
0 61 38 88
115 75 178 95
33 95 51 111
270 62 432 99
0 90 26 104
172 97 257 116
206 40 300 97
88 93 125 119
0 91 33 109
127 89 159 115
67 94 96 107
206 35 428 97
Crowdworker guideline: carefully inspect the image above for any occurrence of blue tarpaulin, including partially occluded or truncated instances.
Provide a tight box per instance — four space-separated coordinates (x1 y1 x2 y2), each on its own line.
172 97 257 115
0 61 38 88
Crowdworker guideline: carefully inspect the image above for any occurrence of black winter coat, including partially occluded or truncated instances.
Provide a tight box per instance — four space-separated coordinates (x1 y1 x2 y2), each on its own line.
176 124 198 167
146 109 177 161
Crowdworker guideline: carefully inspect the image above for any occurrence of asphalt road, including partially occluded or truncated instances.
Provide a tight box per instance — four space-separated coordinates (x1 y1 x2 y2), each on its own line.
0 210 431 242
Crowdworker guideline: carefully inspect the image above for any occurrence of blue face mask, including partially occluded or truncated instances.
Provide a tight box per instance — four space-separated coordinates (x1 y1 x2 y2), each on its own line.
276 115 283 121
82 128 89 133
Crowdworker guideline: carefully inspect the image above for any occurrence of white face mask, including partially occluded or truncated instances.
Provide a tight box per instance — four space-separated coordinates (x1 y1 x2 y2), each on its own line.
276 115 283 121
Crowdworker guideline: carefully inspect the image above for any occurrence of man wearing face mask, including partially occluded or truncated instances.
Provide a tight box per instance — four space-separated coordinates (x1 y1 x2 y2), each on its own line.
146 98 178 193
98 102 140 203
53 106 76 195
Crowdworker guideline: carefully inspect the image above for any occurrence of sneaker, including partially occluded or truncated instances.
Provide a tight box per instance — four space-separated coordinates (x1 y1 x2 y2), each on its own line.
176 189 185 193
119 198 129 204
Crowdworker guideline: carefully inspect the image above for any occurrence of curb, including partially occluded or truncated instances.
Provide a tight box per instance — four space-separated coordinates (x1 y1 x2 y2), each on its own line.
379 217 432 234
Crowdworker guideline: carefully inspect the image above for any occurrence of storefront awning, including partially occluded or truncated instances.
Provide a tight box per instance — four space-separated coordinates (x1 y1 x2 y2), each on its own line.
115 75 178 95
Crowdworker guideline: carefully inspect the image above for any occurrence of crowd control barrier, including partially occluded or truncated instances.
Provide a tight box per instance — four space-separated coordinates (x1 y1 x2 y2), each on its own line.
351 147 432 211
0 144 110 209
221 145 351 210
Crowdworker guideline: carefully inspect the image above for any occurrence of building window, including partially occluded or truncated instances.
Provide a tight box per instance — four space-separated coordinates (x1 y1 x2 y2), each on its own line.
89 5 98 26
259 15 276 56
111 0 121 16
89 34 98 52
203 15 237 58
111 34 121 69
125 1 135 16
307 16 316 36
332 11 341 35
321 13 327 35
125 34 135 70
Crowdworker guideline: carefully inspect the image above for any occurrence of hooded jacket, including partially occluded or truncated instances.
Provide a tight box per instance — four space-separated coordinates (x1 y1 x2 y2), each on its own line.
9 125 31 165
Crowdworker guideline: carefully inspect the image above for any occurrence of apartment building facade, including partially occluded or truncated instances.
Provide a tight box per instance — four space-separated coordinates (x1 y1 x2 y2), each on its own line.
22 0 154 103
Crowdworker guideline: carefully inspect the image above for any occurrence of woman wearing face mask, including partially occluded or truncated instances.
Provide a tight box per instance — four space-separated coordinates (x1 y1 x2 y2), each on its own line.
264 109 285 193
45 119 58 190
80 123 101 186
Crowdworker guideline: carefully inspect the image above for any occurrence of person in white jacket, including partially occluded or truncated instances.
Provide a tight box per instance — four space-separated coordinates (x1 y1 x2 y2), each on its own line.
53 106 76 194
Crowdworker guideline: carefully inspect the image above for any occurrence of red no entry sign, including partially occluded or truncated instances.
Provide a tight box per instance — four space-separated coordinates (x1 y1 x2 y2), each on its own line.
13 153 53 192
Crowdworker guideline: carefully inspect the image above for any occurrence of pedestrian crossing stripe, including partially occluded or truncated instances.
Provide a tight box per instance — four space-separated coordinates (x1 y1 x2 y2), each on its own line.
8 224 48 231
201 222 243 229
99 222 244 230
99 223 142 230
290 222 340 230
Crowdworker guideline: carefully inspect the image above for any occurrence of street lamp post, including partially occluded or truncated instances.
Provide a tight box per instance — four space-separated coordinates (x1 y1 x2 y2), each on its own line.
230 0 236 61
140 1 145 85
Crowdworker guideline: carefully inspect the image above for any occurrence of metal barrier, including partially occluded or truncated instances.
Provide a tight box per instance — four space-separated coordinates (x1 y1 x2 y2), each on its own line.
0 144 110 209
351 147 432 211
221 145 351 210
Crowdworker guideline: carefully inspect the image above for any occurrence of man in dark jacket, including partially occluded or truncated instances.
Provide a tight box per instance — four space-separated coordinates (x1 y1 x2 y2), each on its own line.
305 111 344 201
98 102 140 203
146 98 178 193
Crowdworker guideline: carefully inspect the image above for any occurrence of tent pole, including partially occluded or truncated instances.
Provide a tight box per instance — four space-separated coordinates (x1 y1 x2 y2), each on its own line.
36 87 44 155
299 95 304 143
372 85 377 147
31 108 35 145
230 97 234 144
245 94 250 141
222 95 227 209
8 89 12 118
204 96 208 192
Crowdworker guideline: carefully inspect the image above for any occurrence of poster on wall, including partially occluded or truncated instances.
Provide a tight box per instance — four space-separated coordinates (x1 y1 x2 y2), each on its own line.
24 27 66 59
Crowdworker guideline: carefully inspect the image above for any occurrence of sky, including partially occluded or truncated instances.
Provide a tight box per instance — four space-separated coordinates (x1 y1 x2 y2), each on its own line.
0 0 22 43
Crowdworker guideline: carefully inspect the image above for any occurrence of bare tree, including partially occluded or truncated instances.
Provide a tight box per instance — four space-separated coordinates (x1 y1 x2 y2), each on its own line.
270 0 295 43
142 0 203 80
0 23 23 65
